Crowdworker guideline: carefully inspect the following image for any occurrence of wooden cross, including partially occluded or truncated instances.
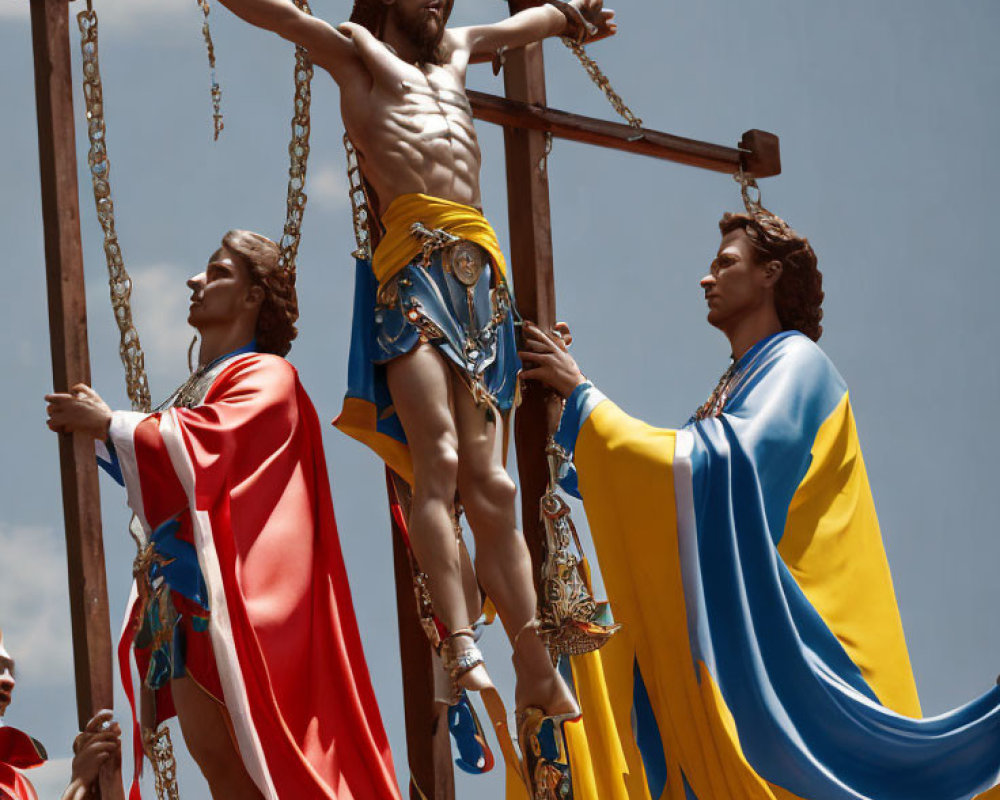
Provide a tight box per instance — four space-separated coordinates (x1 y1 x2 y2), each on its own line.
30 1 778 799
392 3 780 798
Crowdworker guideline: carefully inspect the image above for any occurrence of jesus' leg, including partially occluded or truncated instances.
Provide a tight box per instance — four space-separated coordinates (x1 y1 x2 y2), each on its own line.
451 372 578 717
386 344 489 687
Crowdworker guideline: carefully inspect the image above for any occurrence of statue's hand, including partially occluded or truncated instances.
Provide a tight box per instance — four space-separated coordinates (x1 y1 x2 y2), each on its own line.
69 710 121 790
45 384 113 440
567 0 616 42
518 321 587 398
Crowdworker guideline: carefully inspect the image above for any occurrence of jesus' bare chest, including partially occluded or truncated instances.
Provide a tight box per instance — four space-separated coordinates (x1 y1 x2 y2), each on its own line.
344 64 483 188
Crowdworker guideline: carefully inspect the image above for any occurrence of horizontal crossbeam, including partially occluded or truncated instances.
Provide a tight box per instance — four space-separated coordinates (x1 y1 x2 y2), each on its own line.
468 90 781 178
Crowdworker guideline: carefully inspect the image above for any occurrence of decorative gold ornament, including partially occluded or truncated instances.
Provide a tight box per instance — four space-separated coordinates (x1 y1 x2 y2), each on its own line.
537 439 620 659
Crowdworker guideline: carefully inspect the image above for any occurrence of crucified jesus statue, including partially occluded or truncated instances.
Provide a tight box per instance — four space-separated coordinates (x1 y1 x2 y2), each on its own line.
214 0 615 789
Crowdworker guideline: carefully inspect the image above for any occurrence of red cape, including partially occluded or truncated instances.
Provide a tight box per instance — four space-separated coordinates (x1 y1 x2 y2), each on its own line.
0 726 44 800
110 353 400 799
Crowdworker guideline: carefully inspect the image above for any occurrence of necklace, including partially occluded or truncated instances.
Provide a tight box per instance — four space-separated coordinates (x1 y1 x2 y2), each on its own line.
692 360 738 421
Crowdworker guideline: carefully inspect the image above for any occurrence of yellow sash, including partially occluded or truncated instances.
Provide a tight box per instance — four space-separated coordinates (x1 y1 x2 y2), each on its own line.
372 193 508 287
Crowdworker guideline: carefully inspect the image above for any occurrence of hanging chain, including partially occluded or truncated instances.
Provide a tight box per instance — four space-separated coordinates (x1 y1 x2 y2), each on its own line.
562 38 643 130
733 167 795 242
344 134 375 260
735 168 764 215
277 0 314 276
196 0 224 139
143 726 180 800
77 9 152 415
78 13 179 797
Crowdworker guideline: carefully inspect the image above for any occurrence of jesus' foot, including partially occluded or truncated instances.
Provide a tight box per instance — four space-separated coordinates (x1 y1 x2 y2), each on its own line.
511 622 580 718
439 629 495 694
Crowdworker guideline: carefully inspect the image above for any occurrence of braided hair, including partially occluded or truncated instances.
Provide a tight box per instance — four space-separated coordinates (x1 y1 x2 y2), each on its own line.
718 212 824 342
222 230 299 356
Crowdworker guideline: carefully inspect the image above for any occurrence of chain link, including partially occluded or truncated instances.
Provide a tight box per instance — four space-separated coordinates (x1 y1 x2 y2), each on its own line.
562 37 643 130
733 168 796 242
196 0 224 140
278 0 314 276
77 9 152 415
143 726 180 800
344 135 376 260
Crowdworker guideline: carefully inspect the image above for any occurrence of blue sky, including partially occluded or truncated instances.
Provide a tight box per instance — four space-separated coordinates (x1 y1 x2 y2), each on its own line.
2 1 999 796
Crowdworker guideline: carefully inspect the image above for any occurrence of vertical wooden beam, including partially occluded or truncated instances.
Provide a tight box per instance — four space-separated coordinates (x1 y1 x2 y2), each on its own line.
502 39 561 579
30 1 123 798
389 473 455 800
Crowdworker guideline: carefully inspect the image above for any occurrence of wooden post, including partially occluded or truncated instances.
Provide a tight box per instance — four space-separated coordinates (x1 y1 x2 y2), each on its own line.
502 36 561 581
29 1 123 798
388 473 455 800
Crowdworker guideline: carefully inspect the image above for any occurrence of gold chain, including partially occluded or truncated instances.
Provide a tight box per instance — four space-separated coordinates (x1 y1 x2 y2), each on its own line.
143 725 180 800
562 38 643 130
78 13 177 797
77 9 152 415
344 134 375 260
196 0 224 139
277 0 314 276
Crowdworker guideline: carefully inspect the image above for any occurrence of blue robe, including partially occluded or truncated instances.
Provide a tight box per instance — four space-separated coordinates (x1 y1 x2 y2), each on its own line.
556 331 1000 800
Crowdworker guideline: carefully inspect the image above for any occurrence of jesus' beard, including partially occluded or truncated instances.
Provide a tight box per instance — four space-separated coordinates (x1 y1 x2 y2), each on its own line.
388 4 449 65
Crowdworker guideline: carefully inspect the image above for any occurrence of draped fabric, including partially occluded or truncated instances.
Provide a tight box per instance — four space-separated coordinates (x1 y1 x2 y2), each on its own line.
0 726 43 800
372 193 508 288
108 353 400 800
335 194 516 484
558 331 1000 800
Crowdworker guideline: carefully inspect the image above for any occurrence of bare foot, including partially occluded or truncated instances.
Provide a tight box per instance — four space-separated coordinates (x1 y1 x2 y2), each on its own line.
511 628 579 717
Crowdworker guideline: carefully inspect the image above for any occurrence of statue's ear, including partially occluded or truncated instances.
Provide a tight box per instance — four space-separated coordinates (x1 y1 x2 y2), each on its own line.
246 285 265 308
763 259 782 288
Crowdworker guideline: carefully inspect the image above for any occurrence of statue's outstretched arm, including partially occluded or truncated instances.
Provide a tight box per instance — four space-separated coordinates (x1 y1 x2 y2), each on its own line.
215 0 363 83
454 0 616 63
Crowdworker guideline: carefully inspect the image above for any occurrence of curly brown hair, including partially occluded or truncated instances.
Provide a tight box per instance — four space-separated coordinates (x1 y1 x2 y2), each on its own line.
222 230 299 357
718 212 824 342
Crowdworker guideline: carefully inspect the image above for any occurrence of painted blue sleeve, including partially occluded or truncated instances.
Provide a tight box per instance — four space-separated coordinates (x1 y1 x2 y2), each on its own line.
95 438 125 487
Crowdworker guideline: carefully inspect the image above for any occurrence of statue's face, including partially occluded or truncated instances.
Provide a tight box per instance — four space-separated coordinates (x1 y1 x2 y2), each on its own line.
0 641 14 717
388 0 453 50
700 228 773 332
186 246 259 332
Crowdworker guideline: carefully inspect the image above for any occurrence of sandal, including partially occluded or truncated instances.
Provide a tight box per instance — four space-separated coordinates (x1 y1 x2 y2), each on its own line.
437 629 524 784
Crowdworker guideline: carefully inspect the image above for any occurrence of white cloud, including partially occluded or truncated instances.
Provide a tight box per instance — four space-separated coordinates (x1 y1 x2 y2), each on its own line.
0 525 72 685
307 162 350 212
